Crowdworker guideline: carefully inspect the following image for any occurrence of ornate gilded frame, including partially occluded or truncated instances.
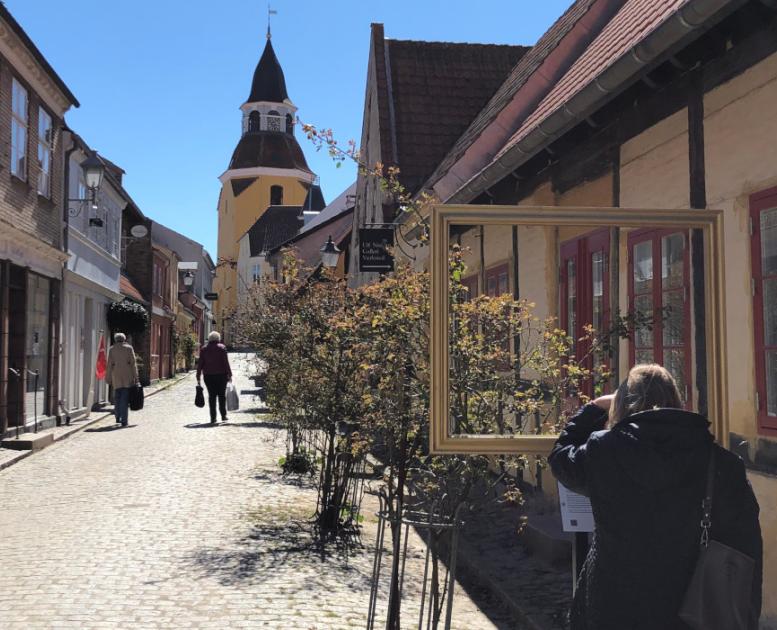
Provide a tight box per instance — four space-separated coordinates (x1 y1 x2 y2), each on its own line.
430 205 727 455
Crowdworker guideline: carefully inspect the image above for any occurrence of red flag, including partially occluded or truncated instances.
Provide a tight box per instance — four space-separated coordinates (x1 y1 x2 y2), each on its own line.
95 333 107 380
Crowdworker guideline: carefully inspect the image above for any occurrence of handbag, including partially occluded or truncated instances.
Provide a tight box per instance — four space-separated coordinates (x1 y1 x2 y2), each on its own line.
195 385 205 408
679 447 755 630
226 382 239 411
129 384 144 411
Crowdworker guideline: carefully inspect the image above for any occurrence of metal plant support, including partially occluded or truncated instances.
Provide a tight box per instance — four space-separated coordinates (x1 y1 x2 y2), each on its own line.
366 496 465 630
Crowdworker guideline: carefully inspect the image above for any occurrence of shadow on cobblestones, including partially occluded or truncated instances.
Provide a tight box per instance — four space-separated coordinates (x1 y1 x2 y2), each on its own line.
85 424 137 432
185 519 371 590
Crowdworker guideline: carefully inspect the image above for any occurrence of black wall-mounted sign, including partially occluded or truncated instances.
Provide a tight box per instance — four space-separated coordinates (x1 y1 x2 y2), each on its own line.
204 292 219 301
359 228 394 272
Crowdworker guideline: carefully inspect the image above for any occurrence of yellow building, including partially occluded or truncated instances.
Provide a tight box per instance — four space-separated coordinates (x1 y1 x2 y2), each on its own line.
213 33 317 341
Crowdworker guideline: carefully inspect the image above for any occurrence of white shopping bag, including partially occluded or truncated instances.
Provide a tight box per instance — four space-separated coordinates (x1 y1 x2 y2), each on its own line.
226 382 240 411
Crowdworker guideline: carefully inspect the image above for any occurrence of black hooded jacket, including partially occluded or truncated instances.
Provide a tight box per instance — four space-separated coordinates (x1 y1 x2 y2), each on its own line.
549 404 762 630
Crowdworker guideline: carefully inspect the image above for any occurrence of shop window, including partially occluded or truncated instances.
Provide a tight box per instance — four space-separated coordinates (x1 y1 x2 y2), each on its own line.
25 273 50 420
628 229 691 405
560 229 610 396
750 187 777 433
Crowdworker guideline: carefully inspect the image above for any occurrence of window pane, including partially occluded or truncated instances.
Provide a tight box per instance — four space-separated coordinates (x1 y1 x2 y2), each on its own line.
636 349 653 365
567 258 576 352
767 351 777 416
592 251 604 332
764 277 777 347
662 233 685 289
663 289 685 346
664 348 687 403
761 208 777 276
12 79 27 120
633 241 652 293
634 294 653 347
498 272 508 295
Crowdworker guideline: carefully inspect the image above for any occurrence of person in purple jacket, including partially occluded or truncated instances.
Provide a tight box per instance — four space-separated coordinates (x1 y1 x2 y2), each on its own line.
196 331 232 424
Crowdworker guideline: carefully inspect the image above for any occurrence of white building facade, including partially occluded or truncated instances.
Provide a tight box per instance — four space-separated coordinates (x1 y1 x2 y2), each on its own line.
59 136 124 419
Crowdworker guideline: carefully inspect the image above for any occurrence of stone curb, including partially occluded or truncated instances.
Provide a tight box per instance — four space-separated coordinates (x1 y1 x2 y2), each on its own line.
0 373 190 473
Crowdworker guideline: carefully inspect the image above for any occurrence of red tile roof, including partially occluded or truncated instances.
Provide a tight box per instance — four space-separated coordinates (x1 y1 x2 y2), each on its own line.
496 0 688 159
120 274 146 304
424 0 605 193
382 38 528 193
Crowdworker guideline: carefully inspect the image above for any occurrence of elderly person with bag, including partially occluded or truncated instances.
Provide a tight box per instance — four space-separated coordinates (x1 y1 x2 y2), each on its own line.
549 363 762 630
196 331 232 424
105 332 139 427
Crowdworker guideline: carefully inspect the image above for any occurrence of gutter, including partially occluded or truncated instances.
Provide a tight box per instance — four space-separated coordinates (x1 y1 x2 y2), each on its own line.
448 0 748 204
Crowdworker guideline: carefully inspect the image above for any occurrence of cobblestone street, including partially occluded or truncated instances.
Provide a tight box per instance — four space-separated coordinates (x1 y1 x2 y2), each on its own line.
0 356 512 629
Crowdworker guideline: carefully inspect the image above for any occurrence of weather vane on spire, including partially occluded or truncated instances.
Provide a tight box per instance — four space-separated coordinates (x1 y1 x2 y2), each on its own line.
267 4 278 40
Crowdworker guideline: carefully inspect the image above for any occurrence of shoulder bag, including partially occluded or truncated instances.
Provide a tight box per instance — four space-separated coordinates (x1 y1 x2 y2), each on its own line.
129 384 144 411
679 447 755 630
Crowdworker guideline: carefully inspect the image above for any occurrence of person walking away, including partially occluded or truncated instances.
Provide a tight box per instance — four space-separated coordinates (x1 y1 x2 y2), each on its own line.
105 332 139 427
196 331 232 424
549 363 762 630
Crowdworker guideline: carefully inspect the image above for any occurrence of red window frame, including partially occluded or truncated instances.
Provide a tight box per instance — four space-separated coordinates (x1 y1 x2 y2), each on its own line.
461 274 478 302
485 263 509 297
750 186 777 434
627 228 693 407
560 229 610 397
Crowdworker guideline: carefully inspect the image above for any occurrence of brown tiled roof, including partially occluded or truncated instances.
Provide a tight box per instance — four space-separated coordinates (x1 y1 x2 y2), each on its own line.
496 0 686 158
285 209 353 271
383 38 528 193
120 274 147 304
229 131 312 172
423 0 604 190
246 206 303 256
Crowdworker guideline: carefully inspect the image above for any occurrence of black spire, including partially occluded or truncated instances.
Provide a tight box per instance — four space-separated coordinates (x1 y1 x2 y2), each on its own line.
247 39 289 103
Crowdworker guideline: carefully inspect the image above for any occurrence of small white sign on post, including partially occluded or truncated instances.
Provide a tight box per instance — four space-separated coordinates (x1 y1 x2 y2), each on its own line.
558 483 595 533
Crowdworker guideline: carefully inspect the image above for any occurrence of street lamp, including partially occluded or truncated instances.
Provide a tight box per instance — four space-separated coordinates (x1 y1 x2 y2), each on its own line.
68 150 106 224
182 271 195 288
320 235 341 269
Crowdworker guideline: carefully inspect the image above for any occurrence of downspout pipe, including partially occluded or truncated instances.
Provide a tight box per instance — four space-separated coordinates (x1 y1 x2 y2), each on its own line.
449 0 748 204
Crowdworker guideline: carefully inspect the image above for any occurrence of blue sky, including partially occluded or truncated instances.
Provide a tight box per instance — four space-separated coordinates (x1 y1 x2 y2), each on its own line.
11 0 572 258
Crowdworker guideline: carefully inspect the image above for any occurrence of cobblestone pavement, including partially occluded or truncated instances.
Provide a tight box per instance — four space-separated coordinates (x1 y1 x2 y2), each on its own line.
0 355 515 629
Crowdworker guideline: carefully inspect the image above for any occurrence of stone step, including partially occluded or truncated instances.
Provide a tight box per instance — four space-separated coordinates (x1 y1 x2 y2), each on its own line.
1 432 55 451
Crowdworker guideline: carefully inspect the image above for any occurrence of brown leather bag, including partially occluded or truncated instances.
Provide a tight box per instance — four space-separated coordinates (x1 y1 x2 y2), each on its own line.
679 448 755 630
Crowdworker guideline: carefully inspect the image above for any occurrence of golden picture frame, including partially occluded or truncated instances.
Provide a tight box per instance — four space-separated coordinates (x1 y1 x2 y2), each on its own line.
429 204 727 455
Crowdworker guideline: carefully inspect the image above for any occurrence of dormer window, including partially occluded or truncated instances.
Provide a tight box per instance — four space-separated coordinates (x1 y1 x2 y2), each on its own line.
267 110 282 132
248 111 261 132
271 185 283 205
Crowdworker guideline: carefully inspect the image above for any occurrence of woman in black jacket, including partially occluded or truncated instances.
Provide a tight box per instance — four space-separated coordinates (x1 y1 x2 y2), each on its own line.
549 364 762 630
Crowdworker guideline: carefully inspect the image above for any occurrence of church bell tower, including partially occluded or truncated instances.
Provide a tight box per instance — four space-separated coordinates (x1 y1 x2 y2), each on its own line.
213 27 317 337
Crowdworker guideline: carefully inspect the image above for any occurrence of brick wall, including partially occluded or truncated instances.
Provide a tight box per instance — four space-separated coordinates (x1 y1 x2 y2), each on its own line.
0 53 65 250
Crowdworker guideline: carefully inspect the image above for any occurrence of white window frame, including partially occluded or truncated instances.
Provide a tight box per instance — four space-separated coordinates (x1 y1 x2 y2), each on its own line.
11 79 28 179
37 107 52 197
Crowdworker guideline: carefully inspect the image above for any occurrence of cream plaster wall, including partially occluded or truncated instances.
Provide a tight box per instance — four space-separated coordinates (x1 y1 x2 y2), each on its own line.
620 109 690 210
702 52 777 625
214 174 309 320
